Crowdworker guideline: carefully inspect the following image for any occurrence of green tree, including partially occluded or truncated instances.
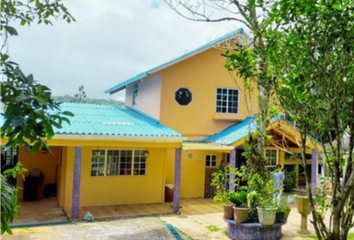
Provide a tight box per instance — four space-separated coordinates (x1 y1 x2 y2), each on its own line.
1 0 75 234
73 85 87 103
264 0 354 239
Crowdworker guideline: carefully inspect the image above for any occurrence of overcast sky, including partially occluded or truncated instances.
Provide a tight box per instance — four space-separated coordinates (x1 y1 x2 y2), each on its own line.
9 0 241 101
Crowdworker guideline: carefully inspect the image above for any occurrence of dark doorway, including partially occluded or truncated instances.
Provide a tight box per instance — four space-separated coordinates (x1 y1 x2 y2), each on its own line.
298 164 311 186
235 149 247 168
1 146 18 186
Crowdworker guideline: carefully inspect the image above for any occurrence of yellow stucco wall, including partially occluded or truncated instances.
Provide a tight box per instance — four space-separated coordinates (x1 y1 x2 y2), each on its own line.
165 149 224 199
142 47 259 138
16 146 61 200
60 146 167 208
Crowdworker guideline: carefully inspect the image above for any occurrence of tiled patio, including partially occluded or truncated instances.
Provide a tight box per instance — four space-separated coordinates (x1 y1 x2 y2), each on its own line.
64 198 223 219
11 199 69 226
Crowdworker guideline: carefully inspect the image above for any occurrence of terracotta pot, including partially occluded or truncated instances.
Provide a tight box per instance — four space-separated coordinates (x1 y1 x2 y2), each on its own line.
284 208 291 220
223 204 234 220
294 195 310 215
233 206 250 223
257 207 277 226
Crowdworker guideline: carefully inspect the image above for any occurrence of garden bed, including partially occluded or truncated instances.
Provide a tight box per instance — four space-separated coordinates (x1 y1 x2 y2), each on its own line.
224 218 287 240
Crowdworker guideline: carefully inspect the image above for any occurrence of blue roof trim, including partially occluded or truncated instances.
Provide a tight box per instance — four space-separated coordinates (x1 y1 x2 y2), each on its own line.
202 114 321 146
104 72 147 94
182 140 202 143
105 28 244 94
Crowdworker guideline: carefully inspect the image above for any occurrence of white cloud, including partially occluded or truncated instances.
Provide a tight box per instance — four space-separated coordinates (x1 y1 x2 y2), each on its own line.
8 0 242 100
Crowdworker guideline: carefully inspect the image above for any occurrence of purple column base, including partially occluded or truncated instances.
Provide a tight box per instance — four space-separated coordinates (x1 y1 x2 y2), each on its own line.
225 219 285 240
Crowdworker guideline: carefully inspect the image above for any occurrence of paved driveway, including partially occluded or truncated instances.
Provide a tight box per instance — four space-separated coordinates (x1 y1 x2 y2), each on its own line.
3 217 180 240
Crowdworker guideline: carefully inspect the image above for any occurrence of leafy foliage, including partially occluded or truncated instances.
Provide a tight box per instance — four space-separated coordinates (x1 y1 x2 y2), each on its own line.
264 0 354 239
53 95 125 106
1 63 73 153
73 85 87 103
211 165 230 205
1 163 26 235
229 191 248 207
283 168 296 192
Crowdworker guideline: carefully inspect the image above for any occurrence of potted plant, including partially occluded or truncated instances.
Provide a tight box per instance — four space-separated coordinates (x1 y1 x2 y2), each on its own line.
211 167 233 220
283 205 291 220
229 191 250 223
276 205 286 223
257 196 277 226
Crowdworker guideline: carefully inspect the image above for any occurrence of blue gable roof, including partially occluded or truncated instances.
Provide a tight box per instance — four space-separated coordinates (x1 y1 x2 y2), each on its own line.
105 28 244 94
1 103 182 137
54 103 182 137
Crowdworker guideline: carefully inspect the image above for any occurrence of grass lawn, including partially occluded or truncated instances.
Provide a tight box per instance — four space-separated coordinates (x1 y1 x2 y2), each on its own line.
308 233 354 240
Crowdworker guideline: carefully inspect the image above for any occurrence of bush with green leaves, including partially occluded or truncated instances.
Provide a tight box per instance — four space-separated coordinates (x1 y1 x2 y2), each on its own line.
229 191 248 207
283 168 297 193
211 164 230 205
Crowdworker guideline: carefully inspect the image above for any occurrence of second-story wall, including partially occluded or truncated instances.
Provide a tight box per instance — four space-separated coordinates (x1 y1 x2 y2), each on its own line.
125 74 162 120
157 47 258 138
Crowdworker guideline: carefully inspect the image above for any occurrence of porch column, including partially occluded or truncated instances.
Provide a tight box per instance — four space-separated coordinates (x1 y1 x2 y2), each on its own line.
229 149 236 192
223 153 228 189
72 146 82 219
223 153 228 162
311 149 317 196
173 148 182 213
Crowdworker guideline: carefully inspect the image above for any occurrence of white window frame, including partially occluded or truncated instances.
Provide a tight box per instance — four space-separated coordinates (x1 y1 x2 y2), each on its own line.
91 149 147 177
205 154 217 167
215 87 239 114
132 84 138 106
265 149 279 169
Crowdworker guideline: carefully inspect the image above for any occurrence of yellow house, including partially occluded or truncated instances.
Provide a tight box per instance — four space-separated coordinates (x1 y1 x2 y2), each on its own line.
105 27 322 211
1 28 321 220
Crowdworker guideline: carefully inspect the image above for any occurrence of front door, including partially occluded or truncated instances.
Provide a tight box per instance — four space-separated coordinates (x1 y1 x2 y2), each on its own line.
1 146 18 186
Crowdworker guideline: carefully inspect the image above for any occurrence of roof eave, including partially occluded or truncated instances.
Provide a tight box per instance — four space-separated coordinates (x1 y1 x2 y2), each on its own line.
52 134 187 142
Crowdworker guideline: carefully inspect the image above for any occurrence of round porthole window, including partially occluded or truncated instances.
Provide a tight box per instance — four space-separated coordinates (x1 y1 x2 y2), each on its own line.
175 88 192 106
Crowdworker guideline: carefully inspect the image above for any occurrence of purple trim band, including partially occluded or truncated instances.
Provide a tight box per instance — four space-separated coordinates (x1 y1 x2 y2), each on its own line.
311 149 317 196
72 146 82 219
229 149 236 192
173 148 182 213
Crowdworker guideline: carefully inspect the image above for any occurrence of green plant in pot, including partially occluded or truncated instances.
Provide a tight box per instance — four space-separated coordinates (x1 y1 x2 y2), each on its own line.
276 205 286 223
211 166 233 220
229 190 250 223
257 191 277 226
283 205 291 220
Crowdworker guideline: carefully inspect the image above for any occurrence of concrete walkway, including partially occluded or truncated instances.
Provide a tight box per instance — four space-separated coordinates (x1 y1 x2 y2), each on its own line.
5 198 354 240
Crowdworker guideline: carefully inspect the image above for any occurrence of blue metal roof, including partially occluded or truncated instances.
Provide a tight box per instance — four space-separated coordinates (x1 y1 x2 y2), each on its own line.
201 114 321 146
202 116 257 145
53 103 182 137
105 28 244 94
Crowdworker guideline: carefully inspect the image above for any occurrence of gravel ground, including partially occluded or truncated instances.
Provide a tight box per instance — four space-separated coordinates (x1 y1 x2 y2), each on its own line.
2 216 183 240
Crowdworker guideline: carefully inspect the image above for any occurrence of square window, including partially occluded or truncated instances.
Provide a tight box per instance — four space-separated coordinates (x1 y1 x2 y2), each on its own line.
265 150 278 169
206 154 217 167
133 84 138 106
216 88 239 114
91 149 147 177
